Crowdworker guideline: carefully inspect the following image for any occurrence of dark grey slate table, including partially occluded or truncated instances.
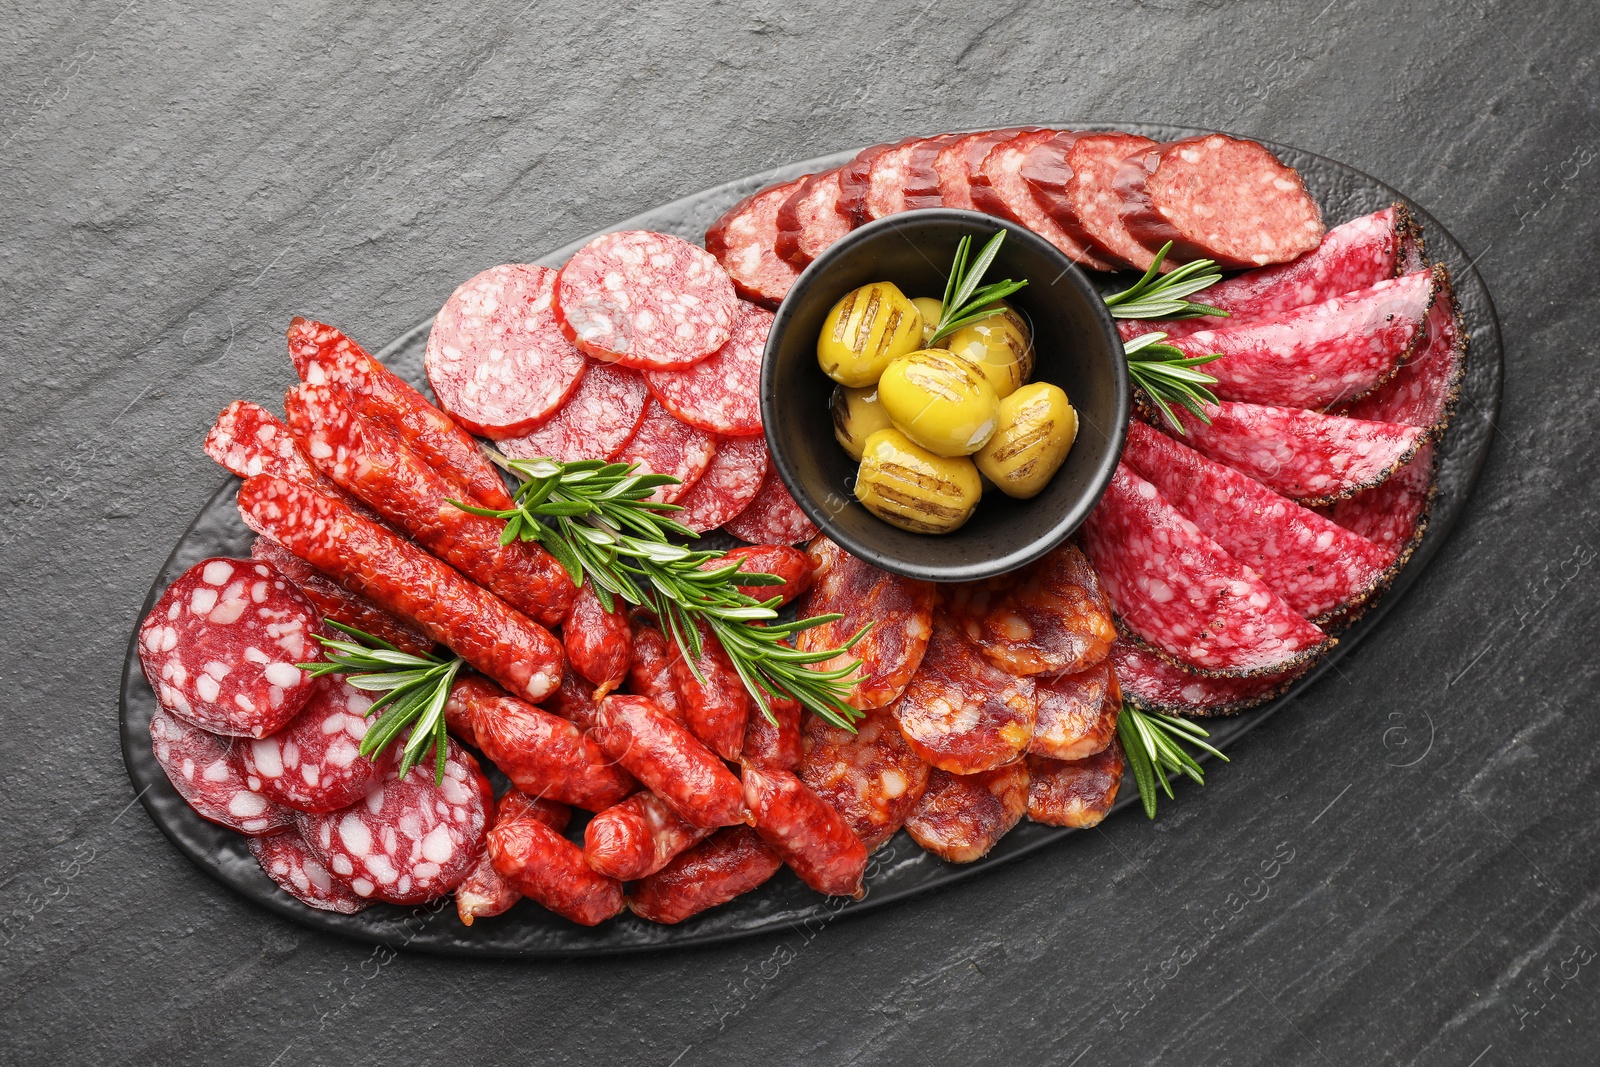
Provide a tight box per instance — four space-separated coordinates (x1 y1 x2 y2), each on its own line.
3 2 1595 1063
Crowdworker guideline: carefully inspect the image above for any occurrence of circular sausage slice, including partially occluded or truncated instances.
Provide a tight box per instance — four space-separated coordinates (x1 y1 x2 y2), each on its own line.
497 360 650 464
249 828 371 914
645 303 770 436
150 707 294 836
238 676 381 814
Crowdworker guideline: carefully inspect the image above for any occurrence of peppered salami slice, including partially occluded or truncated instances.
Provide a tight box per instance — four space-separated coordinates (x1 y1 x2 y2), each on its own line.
1115 134 1325 268
971 129 1121 271
934 128 1036 211
904 763 1029 863
799 708 931 851
1171 402 1425 506
1022 131 1159 271
836 143 891 225
672 435 769 535
250 539 434 657
864 135 950 220
613 399 718 503
1122 421 1390 622
722 464 819 545
237 676 380 814
1112 636 1303 717
1080 463 1332 677
150 707 295 835
704 180 805 309
645 303 771 436
797 536 936 710
1327 444 1436 570
139 557 321 738
1029 659 1117 761
250 827 370 913
1026 742 1124 828
891 615 1037 774
1338 277 1464 437
775 168 853 268
299 738 492 905
497 360 650 464
553 231 737 369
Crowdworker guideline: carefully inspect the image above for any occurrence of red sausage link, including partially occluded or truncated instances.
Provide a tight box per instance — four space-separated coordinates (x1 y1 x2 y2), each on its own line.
488 817 623 926
237 476 564 703
703 544 814 606
583 791 714 881
668 622 751 761
742 765 869 898
252 538 434 656
628 826 783 924
445 677 634 811
541 667 603 730
589 695 748 829
562 581 632 692
625 622 683 719
741 693 802 771
456 790 570 926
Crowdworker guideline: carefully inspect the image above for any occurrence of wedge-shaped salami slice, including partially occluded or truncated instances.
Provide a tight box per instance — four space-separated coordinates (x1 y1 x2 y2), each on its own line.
1172 402 1425 506
891 615 1037 773
1080 463 1332 676
645 303 770 436
150 707 295 835
238 676 380 814
1030 659 1117 761
971 130 1120 271
1026 742 1124 828
864 135 950 220
905 763 1029 863
498 360 649 464
1123 422 1390 622
797 536 936 710
612 399 718 503
1326 443 1436 570
934 128 1035 211
1111 636 1304 717
1022 131 1157 272
1338 276 1464 437
775 168 852 268
250 828 370 914
722 464 818 545
800 708 931 852
705 179 805 309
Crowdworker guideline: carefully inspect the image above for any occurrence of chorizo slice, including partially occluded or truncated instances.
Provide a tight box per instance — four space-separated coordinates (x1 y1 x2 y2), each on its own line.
799 707 931 852
743 765 869 898
628 826 783 925
891 615 1037 774
583 791 713 881
589 695 747 829
1026 741 1125 828
1029 659 1118 761
905 763 1030 863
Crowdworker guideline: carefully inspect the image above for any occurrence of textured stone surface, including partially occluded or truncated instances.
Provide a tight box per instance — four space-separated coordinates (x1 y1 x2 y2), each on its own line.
2 2 1596 1064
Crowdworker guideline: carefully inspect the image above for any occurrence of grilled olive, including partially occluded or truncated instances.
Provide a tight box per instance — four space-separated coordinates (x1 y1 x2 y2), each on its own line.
876 349 999 457
831 384 894 461
943 303 1033 398
854 428 983 534
974 382 1077 499
816 282 924 387
911 297 944 345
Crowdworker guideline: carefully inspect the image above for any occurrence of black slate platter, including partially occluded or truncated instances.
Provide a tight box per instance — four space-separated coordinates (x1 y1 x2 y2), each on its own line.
119 124 1502 957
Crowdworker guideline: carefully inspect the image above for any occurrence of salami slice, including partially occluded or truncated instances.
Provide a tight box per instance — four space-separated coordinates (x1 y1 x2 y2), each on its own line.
1026 742 1124 828
613 399 718 503
583 791 713 882
1338 276 1464 437
497 360 650 464
1169 268 1444 410
940 541 1117 676
704 179 805 309
1122 421 1390 622
238 676 380 814
971 129 1121 271
1112 636 1303 717
1021 131 1159 272
904 763 1029 863
645 303 770 436
891 615 1037 774
672 436 769 534
299 738 492 905
799 708 931 851
456 791 570 926
628 826 783 925
1326 444 1436 570
863 135 949 220
139 557 321 738
1115 134 1325 268
250 828 370 913
1030 659 1117 761
775 168 853 268
796 536 936 710
1171 401 1425 506
836 143 891 225
251 538 434 657
743 765 869 898
553 230 737 370
150 707 295 835
934 128 1035 212
1079 463 1332 676
721 465 817 545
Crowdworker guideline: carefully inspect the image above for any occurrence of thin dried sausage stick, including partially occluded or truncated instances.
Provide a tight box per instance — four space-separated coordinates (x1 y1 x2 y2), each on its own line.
743 765 869 898
589 695 748 829
628 826 782 924
562 581 632 694
583 791 714 881
668 621 751 762
488 815 624 926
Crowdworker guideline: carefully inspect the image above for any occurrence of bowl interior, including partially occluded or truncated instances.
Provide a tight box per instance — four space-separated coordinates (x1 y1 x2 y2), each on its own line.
762 209 1128 582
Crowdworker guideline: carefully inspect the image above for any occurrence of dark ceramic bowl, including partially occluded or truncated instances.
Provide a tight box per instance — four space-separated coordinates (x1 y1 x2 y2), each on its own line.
761 209 1129 582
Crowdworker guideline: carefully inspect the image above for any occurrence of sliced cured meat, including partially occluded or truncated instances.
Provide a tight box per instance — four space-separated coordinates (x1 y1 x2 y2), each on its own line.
940 541 1116 676
299 738 492 905
589 695 748 828
613 399 718 504
150 707 294 835
625 622 683 720
1022 131 1159 272
249 828 369 913
497 360 650 464
704 179 804 309
971 129 1121 271
1115 134 1324 268
1079 463 1332 676
237 676 380 814
863 135 949 220
139 557 321 738
553 230 737 369
583 791 713 881
1112 636 1303 716
1338 277 1464 437
645 303 770 436
799 707 931 851
628 826 783 924
1030 659 1117 761
205 400 341 493
237 477 565 704
288 317 514 511
705 543 814 606
1168 268 1444 409
251 538 433 656
540 665 604 731
904 763 1029 863
562 581 631 693
1327 443 1435 570
424 264 587 437
743 765 869 898
456 791 570 926
489 813 624 926
670 436 770 535
1026 742 1124 828
668 621 751 762
891 615 1037 774
1128 203 1426 340
722 464 818 545
796 536 936 710
934 128 1035 212
1171 401 1425 506
775 168 853 268
741 693 802 772
1122 421 1390 622
836 143 891 225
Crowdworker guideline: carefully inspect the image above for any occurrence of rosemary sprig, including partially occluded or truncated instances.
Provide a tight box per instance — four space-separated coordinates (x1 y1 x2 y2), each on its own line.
1117 703 1229 819
458 455 869 729
298 621 465 785
1103 242 1229 321
1124 331 1222 436
927 231 1029 344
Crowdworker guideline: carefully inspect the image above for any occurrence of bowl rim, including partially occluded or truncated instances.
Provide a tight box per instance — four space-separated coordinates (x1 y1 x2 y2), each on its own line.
761 207 1130 582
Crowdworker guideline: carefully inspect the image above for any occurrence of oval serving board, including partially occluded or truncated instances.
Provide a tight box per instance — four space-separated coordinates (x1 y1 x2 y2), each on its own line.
120 124 1502 957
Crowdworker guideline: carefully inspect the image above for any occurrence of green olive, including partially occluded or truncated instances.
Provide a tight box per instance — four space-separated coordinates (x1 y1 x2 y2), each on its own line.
855 428 982 534
816 282 924 387
943 303 1033 398
974 382 1077 499
876 349 999 457
831 384 894 461
910 297 944 346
